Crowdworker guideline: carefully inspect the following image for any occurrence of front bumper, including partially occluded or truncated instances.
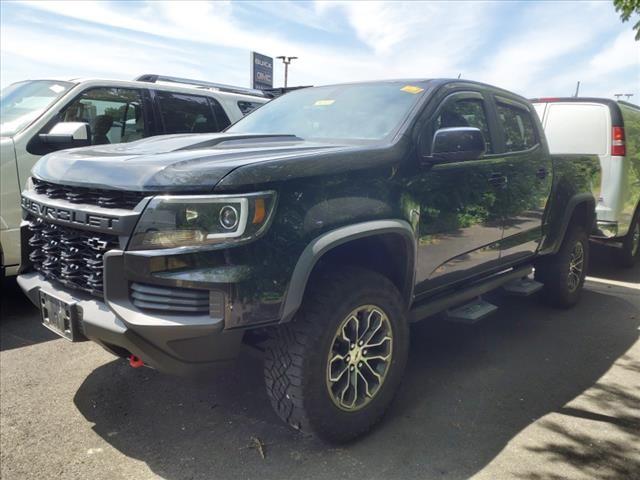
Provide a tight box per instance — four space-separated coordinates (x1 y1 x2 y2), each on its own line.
17 269 244 376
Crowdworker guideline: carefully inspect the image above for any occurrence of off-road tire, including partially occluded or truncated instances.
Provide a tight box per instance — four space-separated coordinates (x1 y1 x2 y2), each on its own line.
535 225 589 308
263 266 409 443
616 210 640 268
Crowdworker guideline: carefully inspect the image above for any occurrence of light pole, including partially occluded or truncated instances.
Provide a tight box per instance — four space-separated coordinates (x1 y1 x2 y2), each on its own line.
276 56 298 88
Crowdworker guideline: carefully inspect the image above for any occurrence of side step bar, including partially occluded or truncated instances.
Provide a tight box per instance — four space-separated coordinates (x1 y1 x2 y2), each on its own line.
409 265 533 323
503 277 543 296
446 298 498 324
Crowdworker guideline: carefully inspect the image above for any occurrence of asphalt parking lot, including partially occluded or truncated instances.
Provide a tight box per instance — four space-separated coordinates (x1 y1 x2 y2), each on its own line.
1 246 638 480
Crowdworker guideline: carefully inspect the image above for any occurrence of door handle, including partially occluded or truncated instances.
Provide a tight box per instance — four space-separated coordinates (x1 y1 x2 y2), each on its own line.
489 173 508 187
536 167 548 179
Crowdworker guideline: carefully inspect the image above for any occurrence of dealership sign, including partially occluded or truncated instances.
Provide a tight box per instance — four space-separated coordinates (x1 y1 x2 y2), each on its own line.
251 51 273 90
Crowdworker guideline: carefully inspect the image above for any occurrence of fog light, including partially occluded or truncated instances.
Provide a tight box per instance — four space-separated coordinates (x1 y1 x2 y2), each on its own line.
219 205 239 230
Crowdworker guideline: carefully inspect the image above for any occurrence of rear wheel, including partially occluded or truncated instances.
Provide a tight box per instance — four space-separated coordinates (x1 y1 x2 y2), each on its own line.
616 212 640 268
535 225 589 308
264 267 409 443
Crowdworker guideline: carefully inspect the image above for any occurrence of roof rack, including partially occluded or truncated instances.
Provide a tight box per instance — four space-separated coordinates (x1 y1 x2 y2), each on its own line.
134 74 269 98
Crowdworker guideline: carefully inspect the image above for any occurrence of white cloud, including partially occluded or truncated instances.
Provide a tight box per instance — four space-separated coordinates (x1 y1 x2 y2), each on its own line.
463 1 639 98
316 0 494 70
2 0 638 100
8 0 364 87
523 24 639 98
242 1 342 34
0 23 210 82
473 26 594 95
590 29 640 72
318 1 422 54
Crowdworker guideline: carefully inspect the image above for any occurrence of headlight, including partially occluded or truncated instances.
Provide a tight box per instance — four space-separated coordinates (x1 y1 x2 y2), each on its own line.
128 191 276 250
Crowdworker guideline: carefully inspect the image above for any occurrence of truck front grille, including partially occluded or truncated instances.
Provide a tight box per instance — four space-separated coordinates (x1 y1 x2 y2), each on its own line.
27 218 118 296
32 178 147 210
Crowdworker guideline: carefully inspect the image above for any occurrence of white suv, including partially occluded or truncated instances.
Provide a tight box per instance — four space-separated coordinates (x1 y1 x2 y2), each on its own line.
0 75 269 278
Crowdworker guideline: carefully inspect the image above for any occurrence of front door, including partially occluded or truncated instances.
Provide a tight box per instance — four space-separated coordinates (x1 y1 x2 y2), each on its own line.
411 91 508 296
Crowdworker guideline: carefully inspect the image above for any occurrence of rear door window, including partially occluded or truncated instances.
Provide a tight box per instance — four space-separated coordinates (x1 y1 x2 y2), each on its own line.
155 92 230 134
59 87 145 145
496 102 537 152
543 103 609 155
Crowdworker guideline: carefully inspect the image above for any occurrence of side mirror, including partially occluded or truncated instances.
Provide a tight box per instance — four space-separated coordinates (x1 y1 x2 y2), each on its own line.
425 127 485 164
38 122 91 148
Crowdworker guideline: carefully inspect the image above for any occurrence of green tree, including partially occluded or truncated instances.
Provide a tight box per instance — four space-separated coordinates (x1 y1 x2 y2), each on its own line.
614 0 640 40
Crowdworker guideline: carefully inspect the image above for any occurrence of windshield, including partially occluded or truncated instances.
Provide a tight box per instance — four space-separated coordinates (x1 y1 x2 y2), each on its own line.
1 80 73 136
227 82 428 141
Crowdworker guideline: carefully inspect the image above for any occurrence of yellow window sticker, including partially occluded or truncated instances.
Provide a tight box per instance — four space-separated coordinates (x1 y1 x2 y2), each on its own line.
314 99 335 106
400 85 424 94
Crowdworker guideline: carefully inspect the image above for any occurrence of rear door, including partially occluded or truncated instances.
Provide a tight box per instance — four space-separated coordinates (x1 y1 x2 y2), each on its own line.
153 91 231 135
494 96 552 261
542 102 610 156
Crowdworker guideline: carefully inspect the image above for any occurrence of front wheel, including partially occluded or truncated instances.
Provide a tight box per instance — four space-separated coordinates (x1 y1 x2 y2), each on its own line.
535 225 589 308
263 267 409 443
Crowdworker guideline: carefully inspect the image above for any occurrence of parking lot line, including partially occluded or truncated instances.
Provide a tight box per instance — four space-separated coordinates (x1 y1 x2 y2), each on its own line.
586 276 640 290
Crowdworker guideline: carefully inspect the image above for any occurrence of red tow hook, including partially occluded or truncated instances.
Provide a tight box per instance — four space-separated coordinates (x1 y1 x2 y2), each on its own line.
128 355 144 368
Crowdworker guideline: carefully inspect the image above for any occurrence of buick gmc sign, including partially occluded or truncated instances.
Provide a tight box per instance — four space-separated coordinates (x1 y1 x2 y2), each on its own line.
251 51 273 90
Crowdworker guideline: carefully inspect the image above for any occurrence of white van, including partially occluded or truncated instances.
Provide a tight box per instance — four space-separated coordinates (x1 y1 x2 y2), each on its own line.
532 98 640 267
0 75 268 279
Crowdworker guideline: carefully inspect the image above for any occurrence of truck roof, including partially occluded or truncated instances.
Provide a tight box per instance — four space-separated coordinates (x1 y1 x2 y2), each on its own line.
294 78 534 106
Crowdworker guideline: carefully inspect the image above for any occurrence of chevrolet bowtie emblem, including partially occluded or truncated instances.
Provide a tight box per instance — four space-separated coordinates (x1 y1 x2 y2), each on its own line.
86 237 109 250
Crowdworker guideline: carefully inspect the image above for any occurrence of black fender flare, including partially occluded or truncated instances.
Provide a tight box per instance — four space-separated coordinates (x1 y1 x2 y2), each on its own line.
279 219 417 323
542 193 596 255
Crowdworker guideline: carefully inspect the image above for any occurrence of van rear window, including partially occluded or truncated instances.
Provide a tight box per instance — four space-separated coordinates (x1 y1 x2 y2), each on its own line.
544 104 608 155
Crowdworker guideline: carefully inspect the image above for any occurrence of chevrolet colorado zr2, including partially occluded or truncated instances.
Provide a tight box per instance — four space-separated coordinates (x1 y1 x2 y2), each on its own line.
17 79 598 442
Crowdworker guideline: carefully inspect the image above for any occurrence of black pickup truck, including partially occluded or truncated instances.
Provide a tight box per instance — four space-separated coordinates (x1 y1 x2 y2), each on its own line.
18 79 598 442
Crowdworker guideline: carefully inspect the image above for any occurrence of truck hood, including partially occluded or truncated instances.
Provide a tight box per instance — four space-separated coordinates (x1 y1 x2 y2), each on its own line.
32 133 404 192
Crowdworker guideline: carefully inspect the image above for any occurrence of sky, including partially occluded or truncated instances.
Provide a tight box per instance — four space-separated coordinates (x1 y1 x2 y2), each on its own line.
1 0 638 100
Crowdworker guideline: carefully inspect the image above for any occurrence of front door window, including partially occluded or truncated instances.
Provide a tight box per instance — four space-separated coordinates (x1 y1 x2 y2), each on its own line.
60 88 145 145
